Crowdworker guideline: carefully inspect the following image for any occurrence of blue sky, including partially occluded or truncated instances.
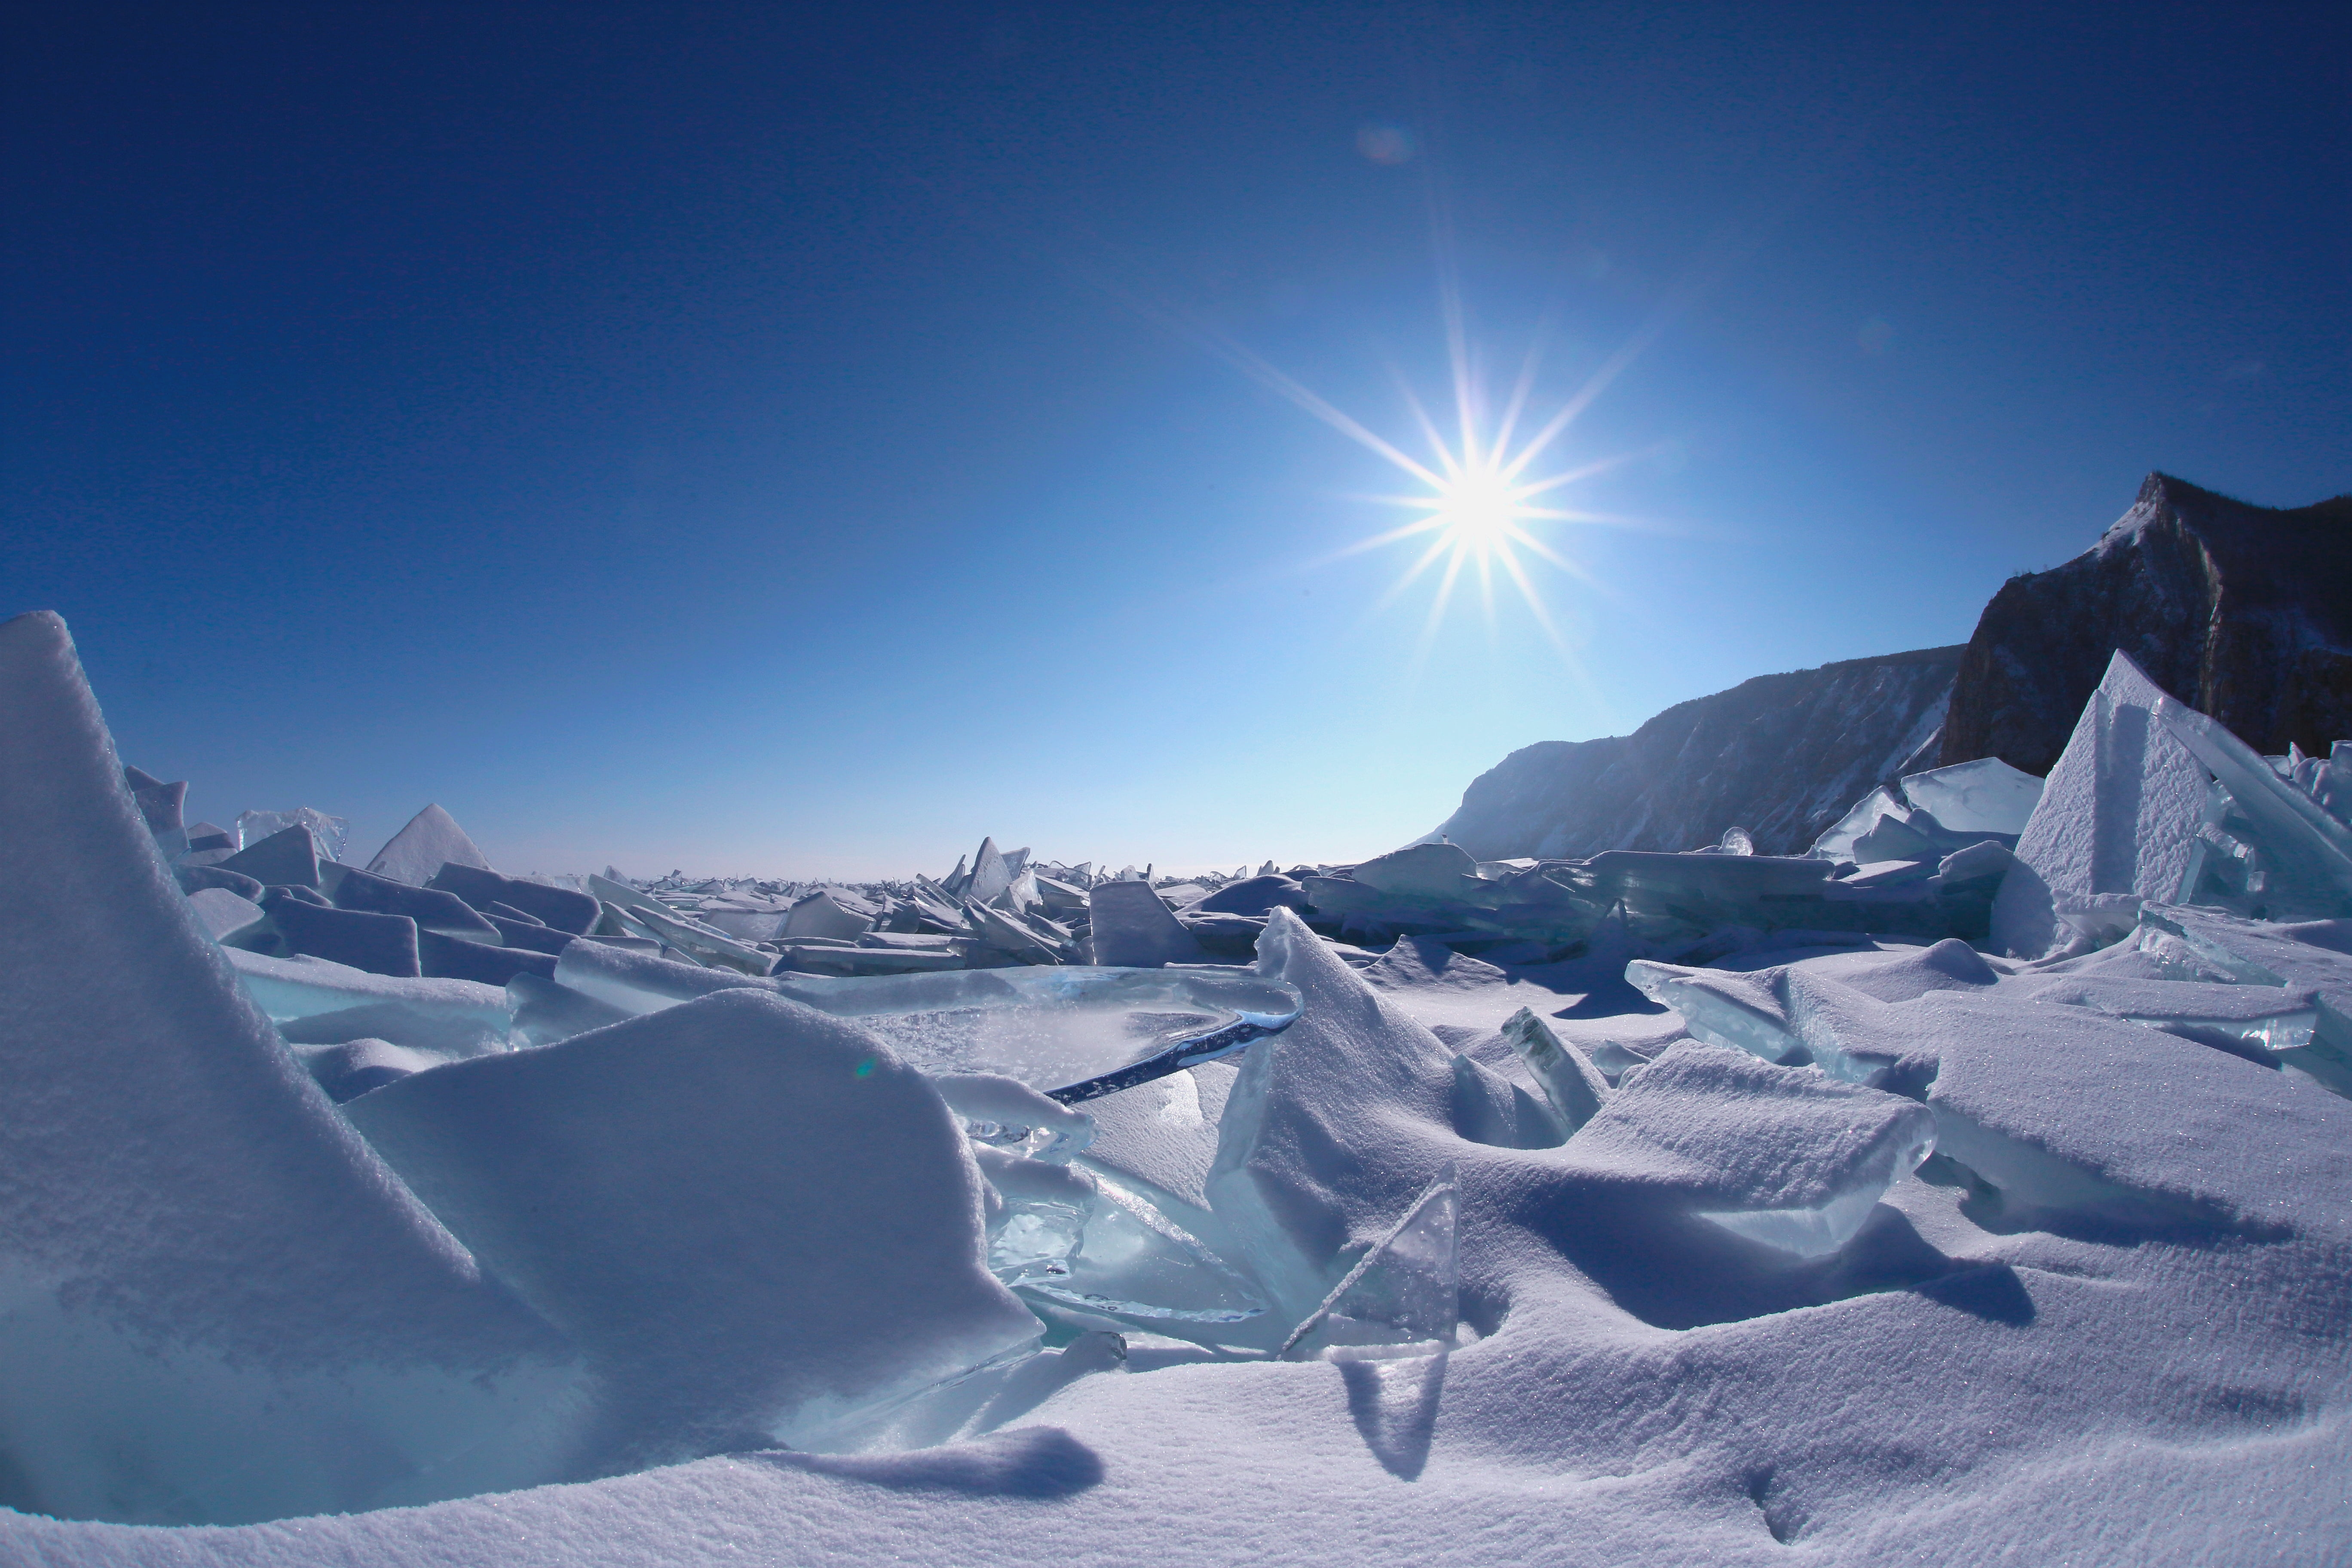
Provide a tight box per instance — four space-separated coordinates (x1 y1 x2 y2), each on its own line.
8 4 2346 878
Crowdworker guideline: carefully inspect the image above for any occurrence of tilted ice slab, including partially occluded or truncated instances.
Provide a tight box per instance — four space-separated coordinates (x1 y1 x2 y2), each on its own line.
344 988 1043 1465
1565 1041 1937 1257
224 945 514 1055
1992 651 2210 959
0 610 582 1526
552 940 1301 1101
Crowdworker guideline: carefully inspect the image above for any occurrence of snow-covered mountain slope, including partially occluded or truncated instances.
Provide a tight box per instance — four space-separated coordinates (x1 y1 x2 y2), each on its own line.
1431 648 1960 859
1942 472 2352 775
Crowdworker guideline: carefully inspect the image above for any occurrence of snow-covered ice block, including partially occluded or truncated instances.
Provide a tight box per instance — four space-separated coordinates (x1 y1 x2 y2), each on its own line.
1993 652 2210 958
186 885 266 943
1349 841 1485 900
1087 879 1211 966
1898 756 2045 836
329 862 502 940
343 987 1043 1465
1900 988 2352 1233
1565 1041 1936 1258
2023 974 2320 1054
366 802 492 885
436 864 599 933
1078 1062 1236 1211
218 822 324 888
0 610 580 1526
1207 910 1459 1322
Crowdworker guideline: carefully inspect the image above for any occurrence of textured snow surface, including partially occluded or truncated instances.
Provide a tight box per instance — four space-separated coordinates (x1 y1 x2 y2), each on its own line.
6 607 2352 1563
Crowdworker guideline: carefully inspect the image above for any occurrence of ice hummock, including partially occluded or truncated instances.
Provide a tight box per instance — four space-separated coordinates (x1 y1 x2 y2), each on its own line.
14 597 2352 1558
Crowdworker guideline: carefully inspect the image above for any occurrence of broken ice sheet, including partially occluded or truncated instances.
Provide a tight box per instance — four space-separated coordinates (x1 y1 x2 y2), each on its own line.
1280 1163 1459 1361
1018 1170 1269 1327
553 941 1302 1101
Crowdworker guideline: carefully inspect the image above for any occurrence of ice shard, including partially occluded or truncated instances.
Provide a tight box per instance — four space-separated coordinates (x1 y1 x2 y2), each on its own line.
1498 1006 1608 1133
219 823 325 888
1279 1163 1458 1360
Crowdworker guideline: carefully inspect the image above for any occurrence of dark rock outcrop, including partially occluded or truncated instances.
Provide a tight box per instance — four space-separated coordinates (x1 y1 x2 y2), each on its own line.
1432 647 1962 859
1941 474 2352 775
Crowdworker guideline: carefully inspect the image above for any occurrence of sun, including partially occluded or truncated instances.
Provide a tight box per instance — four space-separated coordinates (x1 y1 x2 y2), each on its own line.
1427 465 1530 555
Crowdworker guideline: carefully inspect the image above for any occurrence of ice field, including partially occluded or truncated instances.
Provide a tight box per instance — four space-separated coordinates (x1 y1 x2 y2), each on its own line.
3 604 2349 1565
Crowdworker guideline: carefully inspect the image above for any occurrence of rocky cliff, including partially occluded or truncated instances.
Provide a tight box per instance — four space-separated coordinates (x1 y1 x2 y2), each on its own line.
1431 646 1961 859
1940 473 2352 774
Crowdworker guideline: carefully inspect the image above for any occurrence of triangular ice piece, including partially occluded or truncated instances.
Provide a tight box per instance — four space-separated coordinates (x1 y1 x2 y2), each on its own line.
1279 1162 1459 1360
367 803 493 886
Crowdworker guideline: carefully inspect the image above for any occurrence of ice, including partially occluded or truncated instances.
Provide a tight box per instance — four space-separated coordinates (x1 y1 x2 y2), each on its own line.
267 895 423 975
327 862 503 940
365 804 491 886
1991 652 2211 958
438 863 599 934
1449 1050 1568 1147
971 1144 1097 1286
1498 1005 1607 1132
225 945 514 1054
2023 974 2320 1054
186 884 266 943
1568 1041 1937 1257
1086 879 1211 966
124 764 188 858
237 805 349 863
551 938 1302 1099
783 887 879 941
966 836 1015 905
1018 1167 1270 1329
1811 783 1904 863
1206 909 1460 1320
2156 690 2352 916
1279 1163 1458 1359
0 611 581 1525
343 988 1043 1463
1896 756 2045 836
932 1072 1097 1160
218 822 324 888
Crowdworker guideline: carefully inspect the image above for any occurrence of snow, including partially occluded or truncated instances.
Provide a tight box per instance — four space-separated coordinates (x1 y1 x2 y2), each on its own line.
7 606 2352 1562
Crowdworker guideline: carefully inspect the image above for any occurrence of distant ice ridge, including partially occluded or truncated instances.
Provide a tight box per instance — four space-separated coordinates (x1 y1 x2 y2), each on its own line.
9 603 2352 1560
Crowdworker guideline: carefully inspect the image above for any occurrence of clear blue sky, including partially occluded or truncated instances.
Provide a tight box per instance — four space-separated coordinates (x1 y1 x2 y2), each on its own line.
8 4 2347 878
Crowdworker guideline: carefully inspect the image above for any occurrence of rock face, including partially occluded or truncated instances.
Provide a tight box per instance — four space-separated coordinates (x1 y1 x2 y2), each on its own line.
1940 473 2352 775
1432 646 1961 859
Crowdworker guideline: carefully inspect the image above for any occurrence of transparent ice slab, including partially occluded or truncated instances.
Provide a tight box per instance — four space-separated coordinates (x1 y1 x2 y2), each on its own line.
554 941 1302 1102
237 806 349 863
1017 1169 1269 1326
1279 1163 1459 1360
1897 757 2045 837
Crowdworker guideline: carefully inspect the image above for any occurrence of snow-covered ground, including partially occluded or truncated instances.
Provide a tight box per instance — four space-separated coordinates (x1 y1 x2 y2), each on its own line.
5 608 2349 1565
